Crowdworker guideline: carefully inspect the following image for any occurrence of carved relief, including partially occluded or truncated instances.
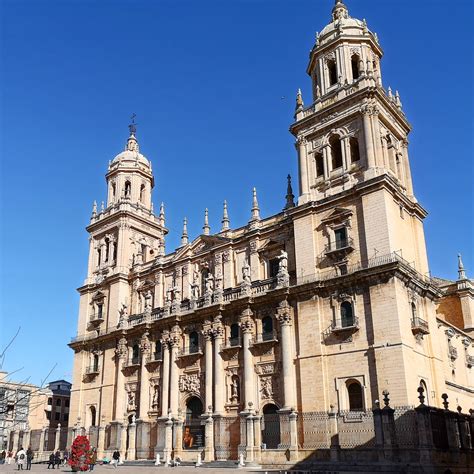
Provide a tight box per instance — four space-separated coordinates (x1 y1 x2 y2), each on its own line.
178 374 200 394
259 376 278 401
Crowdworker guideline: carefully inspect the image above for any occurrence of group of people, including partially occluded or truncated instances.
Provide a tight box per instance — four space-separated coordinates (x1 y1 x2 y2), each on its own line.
0 447 34 470
46 450 67 469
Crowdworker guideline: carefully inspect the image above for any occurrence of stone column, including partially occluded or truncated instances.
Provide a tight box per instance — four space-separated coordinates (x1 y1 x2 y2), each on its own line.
372 110 383 168
169 327 181 417
97 426 106 459
245 413 255 462
139 332 151 420
161 336 170 417
127 422 136 460
288 410 299 461
119 423 128 461
173 413 184 459
213 318 225 415
39 427 47 455
12 430 19 453
203 410 215 462
240 308 255 409
252 415 262 463
277 300 296 410
341 136 350 171
54 424 61 451
322 145 330 180
23 429 31 450
115 337 128 422
163 415 173 465
362 106 376 170
296 136 309 200
203 324 214 412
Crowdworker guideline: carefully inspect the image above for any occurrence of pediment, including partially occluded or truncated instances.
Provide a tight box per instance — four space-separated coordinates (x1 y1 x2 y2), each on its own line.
321 207 353 224
174 234 230 259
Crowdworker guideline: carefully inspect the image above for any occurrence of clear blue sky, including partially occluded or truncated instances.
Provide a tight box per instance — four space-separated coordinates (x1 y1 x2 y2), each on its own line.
0 0 472 386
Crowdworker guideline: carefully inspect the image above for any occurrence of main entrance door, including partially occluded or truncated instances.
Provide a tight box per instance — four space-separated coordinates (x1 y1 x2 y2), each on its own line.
261 404 280 449
183 397 204 450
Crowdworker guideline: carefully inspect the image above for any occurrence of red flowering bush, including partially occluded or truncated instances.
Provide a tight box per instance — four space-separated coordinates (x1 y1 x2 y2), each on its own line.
68 435 91 472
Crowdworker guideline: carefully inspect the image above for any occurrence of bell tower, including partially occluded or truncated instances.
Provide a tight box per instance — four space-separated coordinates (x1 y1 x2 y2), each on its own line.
292 0 414 205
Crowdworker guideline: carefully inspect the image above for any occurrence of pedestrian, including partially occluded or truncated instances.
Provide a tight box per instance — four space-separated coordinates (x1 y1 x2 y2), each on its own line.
0 450 6 464
7 450 13 464
88 447 97 471
26 447 33 470
54 450 61 469
62 448 69 466
16 446 26 470
47 452 55 469
111 450 120 468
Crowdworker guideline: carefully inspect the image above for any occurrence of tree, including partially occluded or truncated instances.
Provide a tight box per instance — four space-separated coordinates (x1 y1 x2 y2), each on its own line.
69 435 91 472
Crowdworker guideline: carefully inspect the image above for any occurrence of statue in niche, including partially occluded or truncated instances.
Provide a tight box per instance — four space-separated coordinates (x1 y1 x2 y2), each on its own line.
260 377 273 400
144 290 153 312
117 303 128 328
278 250 288 273
230 375 240 403
191 270 200 300
151 385 160 410
242 263 251 284
127 391 136 409
205 274 214 294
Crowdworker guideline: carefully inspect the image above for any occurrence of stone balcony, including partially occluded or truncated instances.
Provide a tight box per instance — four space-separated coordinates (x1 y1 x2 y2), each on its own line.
250 330 278 347
411 316 429 336
178 345 203 358
123 356 141 368
324 237 355 261
220 337 242 351
85 365 100 375
145 351 162 365
331 317 360 335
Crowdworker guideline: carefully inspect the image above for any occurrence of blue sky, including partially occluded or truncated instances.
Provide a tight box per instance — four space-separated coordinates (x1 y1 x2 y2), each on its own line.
0 0 472 385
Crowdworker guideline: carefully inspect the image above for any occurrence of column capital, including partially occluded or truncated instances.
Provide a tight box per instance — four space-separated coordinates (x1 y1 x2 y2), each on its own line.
139 332 151 354
116 336 128 360
277 300 293 326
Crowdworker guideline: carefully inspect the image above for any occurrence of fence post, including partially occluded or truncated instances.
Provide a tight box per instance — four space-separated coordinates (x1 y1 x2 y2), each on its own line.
380 391 398 461
415 385 434 466
441 394 460 462
39 426 47 459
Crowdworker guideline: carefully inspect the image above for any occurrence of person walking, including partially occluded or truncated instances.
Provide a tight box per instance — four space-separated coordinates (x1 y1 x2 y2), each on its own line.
25 447 33 470
47 452 55 469
54 450 61 469
62 448 69 466
88 448 97 471
7 450 13 464
111 450 120 468
16 447 26 470
0 450 6 464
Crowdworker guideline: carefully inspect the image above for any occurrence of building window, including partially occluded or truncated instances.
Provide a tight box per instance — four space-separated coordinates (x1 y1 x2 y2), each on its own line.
411 302 417 321
347 381 364 411
112 242 118 261
328 59 338 86
105 238 110 262
201 268 209 295
330 135 343 169
350 137 360 162
56 398 61 407
262 316 274 341
55 412 60 421
334 227 347 249
48 397 52 406
189 331 199 353
340 301 354 328
269 258 279 278
124 180 131 197
65 399 70 408
90 406 96 427
97 248 102 266
97 303 103 319
46 411 51 420
155 340 162 359
63 413 69 422
111 182 116 200
229 323 240 346
315 152 324 177
132 344 140 364
93 354 99 372
139 184 145 203
351 54 360 80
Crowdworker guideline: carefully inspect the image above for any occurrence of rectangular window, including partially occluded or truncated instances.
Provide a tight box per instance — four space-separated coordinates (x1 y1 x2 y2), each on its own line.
315 154 324 177
47 397 52 405
334 228 347 249
269 258 280 278
55 412 60 421
56 398 61 407
63 413 69 422
65 399 70 408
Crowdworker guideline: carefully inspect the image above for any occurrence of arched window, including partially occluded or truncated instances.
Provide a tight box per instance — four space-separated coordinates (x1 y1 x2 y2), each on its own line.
132 344 140 364
111 182 116 200
105 238 110 262
341 301 354 327
262 316 273 341
347 381 363 411
90 406 96 427
350 137 360 162
96 303 103 319
262 404 280 449
230 323 240 346
327 59 338 86
124 180 131 197
315 152 324 177
351 54 360 80
139 184 145 203
201 268 209 295
97 248 102 266
112 242 117 262
330 135 343 170
189 331 199 353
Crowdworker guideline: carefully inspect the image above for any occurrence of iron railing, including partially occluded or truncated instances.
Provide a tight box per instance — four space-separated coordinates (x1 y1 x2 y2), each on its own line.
411 316 429 334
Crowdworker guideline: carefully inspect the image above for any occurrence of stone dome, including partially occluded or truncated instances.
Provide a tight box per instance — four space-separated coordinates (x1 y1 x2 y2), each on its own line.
110 133 151 170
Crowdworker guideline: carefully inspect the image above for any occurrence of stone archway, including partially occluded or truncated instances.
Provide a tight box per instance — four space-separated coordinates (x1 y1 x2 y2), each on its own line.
183 397 204 450
261 403 280 449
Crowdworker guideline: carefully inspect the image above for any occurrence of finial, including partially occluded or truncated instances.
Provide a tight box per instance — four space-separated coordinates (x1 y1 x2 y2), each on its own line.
285 175 295 209
395 90 402 109
92 200 97 217
458 253 467 280
417 384 425 405
295 88 304 112
382 390 390 407
203 208 210 235
362 18 368 33
332 0 348 22
181 218 189 246
315 31 320 45
388 86 393 99
150 202 154 214
159 202 165 227
221 200 230 232
100 201 105 212
126 114 139 152
250 187 260 222
441 393 449 410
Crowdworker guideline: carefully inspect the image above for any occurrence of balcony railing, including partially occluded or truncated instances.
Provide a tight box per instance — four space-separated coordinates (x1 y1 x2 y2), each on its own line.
146 351 163 364
221 337 242 351
324 238 355 260
251 330 278 346
411 316 429 335
178 345 203 357
331 317 359 333
123 356 141 368
85 365 100 375
88 313 104 326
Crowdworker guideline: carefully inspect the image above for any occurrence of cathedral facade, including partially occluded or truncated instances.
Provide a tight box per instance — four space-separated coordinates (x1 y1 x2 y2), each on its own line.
68 0 473 467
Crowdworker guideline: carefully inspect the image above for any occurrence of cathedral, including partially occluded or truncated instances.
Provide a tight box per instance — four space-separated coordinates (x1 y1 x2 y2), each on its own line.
68 0 473 468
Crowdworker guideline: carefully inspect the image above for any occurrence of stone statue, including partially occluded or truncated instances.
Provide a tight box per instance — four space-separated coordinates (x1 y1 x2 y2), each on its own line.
128 391 136 409
144 290 153 312
152 385 160 409
242 263 251 284
205 274 214 294
117 303 128 328
260 377 273 400
230 375 240 402
278 250 288 273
